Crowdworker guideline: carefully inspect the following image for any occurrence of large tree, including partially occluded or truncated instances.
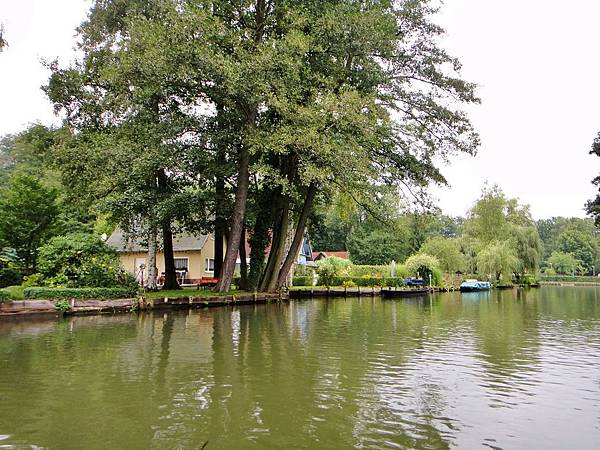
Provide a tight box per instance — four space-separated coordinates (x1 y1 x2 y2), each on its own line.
45 0 213 290
586 132 600 225
465 185 542 277
0 174 58 274
46 0 480 293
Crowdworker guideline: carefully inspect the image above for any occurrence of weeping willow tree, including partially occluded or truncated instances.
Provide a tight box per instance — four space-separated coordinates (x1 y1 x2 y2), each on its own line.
476 241 520 282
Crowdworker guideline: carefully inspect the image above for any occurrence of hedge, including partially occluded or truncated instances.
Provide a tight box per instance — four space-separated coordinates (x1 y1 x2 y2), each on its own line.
540 275 600 283
23 286 139 300
292 276 313 286
295 276 413 288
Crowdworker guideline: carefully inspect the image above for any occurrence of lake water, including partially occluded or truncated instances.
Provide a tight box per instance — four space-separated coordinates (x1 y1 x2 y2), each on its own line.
0 286 599 449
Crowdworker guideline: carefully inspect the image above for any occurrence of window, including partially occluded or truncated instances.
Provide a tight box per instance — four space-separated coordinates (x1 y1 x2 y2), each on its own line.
174 257 189 271
205 258 215 273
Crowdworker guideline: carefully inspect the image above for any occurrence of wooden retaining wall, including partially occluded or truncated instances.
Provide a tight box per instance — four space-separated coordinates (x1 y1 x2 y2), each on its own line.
0 292 288 317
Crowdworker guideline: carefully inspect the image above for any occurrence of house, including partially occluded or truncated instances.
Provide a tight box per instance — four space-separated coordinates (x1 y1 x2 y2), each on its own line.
106 229 224 283
107 228 316 283
311 250 349 262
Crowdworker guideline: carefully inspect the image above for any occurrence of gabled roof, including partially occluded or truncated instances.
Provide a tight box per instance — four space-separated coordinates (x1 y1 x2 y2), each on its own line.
312 251 349 260
107 229 211 253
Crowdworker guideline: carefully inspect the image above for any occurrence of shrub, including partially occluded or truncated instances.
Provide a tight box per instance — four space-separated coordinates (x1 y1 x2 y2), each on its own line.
0 285 25 300
36 232 134 288
405 253 444 286
292 276 312 286
0 290 9 301
22 273 44 287
0 265 21 288
348 264 388 277
23 286 138 300
519 273 539 286
327 276 406 287
0 252 22 288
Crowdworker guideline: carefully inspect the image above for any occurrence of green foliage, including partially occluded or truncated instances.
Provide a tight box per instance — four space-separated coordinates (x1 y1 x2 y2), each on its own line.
512 225 542 273
419 237 465 273
348 264 393 277
36 232 134 288
292 276 312 287
0 173 59 273
476 241 520 281
547 251 581 275
519 273 539 286
22 273 44 287
317 257 352 275
0 285 25 300
24 286 138 300
557 229 597 269
586 132 600 225
465 185 541 276
347 227 406 265
54 299 71 313
0 290 9 301
0 255 21 288
405 253 440 280
316 265 339 287
540 275 600 283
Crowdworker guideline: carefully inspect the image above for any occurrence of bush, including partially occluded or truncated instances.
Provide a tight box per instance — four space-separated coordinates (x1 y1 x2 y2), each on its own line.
22 273 44 287
519 273 539 286
326 276 407 287
0 265 21 288
1 285 25 300
0 251 22 288
347 264 400 277
0 290 9 301
36 233 134 288
292 276 312 286
23 286 139 300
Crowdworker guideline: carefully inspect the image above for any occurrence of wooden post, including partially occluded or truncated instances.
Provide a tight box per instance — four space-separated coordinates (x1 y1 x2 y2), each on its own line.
358 286 361 296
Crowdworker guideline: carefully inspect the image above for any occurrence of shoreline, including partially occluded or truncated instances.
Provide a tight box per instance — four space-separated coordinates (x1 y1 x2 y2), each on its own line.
1 282 597 319
0 292 287 318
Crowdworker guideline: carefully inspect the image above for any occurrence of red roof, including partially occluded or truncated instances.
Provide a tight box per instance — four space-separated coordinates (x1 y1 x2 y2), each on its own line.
312 251 349 260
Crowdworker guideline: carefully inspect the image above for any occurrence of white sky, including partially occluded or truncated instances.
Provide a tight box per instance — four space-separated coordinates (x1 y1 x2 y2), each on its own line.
0 0 598 220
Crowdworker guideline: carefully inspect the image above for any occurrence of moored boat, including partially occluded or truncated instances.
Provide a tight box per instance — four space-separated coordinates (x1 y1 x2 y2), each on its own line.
460 279 491 292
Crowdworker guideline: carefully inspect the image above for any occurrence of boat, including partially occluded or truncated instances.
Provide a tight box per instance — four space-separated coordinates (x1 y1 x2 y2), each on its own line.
459 279 491 292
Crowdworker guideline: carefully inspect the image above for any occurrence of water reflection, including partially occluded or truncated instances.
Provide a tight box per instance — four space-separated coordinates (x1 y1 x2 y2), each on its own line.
0 287 599 448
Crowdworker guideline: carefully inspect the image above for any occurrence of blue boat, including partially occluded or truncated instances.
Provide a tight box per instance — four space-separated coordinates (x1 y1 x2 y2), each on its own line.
459 279 491 292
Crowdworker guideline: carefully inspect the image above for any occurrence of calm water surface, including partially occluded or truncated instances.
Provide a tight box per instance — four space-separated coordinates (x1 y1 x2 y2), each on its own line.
1 286 599 449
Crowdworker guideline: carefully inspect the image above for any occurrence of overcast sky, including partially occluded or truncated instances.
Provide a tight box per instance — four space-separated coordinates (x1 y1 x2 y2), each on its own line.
1 0 598 220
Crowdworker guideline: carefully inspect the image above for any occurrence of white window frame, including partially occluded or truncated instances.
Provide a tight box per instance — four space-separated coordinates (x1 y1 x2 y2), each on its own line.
174 257 189 272
205 257 215 273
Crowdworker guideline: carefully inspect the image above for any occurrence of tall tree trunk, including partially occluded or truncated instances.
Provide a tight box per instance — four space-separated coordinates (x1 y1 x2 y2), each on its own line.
276 183 317 289
161 219 180 290
214 175 226 279
261 199 290 292
146 227 158 291
239 225 249 290
214 144 251 292
215 0 265 292
247 190 273 291
157 169 180 290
